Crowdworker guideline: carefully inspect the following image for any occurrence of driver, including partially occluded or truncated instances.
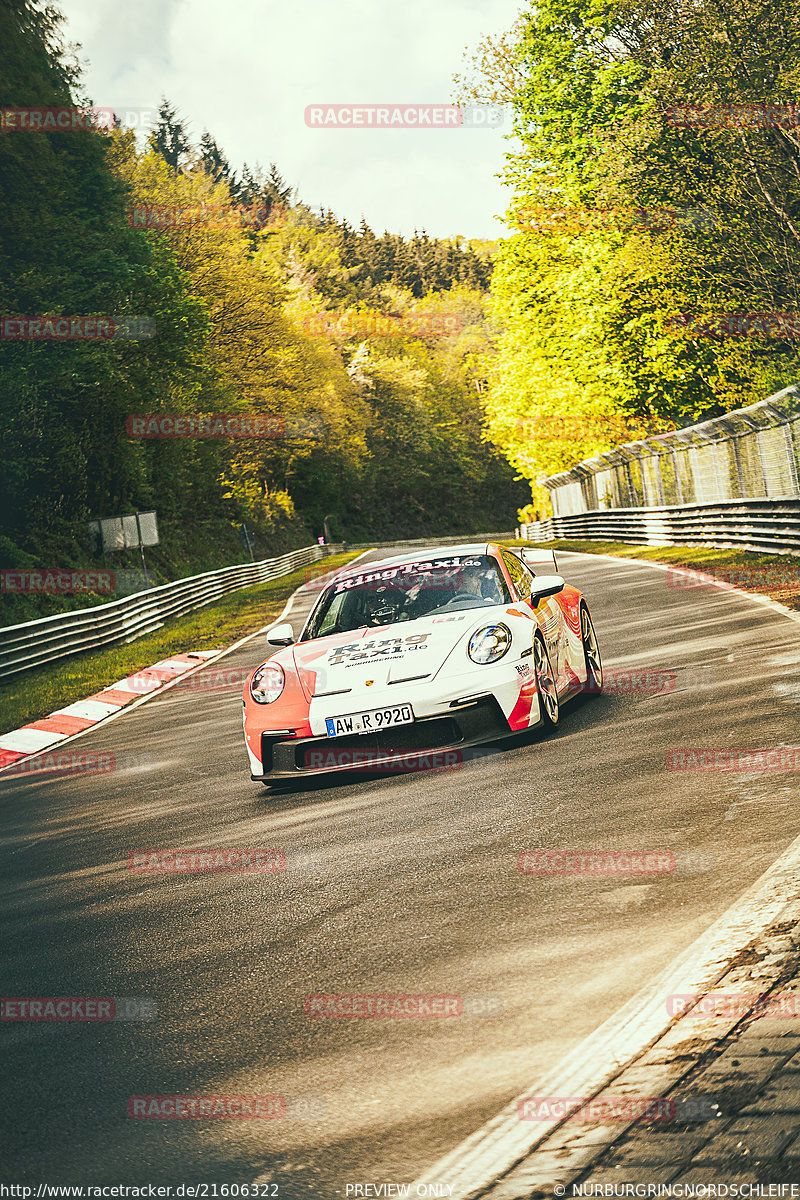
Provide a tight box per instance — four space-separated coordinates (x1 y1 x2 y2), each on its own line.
363 587 400 627
478 568 505 604
452 566 506 604
456 568 485 598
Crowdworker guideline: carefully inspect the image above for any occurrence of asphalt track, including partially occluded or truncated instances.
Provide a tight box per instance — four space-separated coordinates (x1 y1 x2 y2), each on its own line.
2 548 800 1195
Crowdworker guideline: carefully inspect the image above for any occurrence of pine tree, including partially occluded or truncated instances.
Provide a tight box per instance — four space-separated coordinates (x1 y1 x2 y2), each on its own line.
150 98 191 173
199 131 234 184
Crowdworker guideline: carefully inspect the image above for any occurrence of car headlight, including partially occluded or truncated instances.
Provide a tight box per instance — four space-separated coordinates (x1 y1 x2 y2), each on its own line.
468 623 512 665
250 662 285 704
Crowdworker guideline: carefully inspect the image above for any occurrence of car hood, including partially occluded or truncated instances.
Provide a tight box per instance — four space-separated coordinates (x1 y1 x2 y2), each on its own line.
290 607 513 700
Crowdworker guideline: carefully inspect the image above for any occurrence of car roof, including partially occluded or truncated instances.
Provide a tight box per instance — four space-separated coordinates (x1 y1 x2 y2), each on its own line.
335 543 501 579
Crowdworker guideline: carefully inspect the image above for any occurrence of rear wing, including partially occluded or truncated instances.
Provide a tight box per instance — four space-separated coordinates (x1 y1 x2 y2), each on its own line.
519 547 559 576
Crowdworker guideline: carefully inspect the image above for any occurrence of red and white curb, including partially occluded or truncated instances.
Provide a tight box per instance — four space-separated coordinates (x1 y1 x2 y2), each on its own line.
0 551 369 779
0 651 218 773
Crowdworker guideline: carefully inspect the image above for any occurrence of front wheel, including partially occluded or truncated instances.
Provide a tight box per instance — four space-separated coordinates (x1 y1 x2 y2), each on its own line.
580 604 603 695
533 634 559 729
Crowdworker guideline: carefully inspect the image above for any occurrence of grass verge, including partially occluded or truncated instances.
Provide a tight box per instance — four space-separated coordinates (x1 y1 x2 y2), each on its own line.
0 551 360 735
531 539 800 611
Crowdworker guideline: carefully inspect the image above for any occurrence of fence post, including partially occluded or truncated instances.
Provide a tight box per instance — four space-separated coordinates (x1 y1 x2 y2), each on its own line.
731 437 746 498
671 449 684 505
784 423 800 497
755 429 772 496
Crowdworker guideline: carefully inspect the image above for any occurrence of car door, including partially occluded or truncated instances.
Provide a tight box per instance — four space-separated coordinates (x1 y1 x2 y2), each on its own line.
501 550 563 679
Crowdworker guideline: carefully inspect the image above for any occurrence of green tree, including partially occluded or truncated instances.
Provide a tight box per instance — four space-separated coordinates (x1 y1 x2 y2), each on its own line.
149 98 191 174
0 2 207 565
470 0 800 510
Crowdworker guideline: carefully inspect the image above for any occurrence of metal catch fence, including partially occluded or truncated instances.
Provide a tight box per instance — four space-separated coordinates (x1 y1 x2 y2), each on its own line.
544 386 800 516
521 386 800 554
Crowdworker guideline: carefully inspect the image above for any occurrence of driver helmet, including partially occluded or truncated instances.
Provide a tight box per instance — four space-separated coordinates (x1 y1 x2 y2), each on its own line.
463 564 503 601
364 587 397 624
456 566 491 596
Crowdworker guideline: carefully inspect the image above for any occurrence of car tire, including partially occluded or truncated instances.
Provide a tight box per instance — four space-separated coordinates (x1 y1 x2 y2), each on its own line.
580 603 603 696
533 633 559 729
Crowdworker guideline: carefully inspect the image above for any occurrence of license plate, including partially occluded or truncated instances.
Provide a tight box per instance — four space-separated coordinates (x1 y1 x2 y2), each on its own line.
325 704 414 737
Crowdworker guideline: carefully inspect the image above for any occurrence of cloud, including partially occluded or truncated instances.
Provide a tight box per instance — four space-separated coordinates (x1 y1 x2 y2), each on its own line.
59 0 522 238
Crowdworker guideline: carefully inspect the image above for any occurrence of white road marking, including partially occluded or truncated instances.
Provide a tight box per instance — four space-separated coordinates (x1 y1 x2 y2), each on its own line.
51 699 121 720
108 676 162 693
0 727 65 752
145 658 197 673
411 821 800 1199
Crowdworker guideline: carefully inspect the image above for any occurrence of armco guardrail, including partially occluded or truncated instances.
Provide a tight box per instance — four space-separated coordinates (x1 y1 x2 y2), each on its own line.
0 532 519 681
520 499 800 554
0 544 328 681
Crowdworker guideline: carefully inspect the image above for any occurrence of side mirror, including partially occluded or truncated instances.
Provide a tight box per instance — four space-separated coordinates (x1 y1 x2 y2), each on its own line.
266 621 295 646
530 574 565 603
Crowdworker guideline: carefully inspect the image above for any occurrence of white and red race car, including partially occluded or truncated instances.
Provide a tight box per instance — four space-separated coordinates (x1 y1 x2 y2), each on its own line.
242 543 602 782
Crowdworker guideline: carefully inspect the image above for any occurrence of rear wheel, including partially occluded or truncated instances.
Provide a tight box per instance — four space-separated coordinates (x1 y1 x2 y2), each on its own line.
533 634 559 729
580 604 603 695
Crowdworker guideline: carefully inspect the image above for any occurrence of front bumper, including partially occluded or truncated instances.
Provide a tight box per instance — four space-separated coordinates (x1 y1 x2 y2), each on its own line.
250 694 529 781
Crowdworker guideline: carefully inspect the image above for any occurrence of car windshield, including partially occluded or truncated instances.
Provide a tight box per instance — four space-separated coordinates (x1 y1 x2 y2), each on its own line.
302 554 512 640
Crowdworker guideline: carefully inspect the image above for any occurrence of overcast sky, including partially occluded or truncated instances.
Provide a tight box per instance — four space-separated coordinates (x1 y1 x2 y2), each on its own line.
59 0 523 240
